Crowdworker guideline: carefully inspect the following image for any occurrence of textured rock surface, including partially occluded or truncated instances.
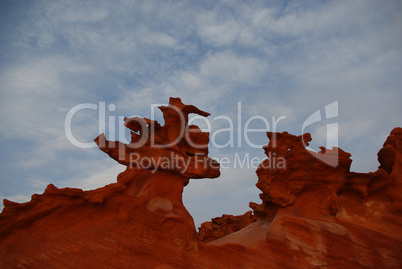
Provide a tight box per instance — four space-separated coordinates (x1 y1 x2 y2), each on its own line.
94 97 220 179
210 128 402 268
0 97 222 268
0 97 401 268
198 211 257 243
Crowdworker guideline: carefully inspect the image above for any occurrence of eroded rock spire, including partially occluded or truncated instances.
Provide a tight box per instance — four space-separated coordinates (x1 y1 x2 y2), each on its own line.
95 97 220 179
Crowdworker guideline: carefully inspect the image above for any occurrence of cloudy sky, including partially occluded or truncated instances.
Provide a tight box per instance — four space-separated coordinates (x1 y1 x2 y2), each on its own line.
0 0 401 227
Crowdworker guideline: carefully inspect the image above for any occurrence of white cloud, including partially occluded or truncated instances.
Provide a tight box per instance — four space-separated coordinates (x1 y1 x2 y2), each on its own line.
63 164 125 190
0 57 95 143
184 167 260 227
197 12 241 47
2 61 59 94
37 33 55 48
200 51 267 83
142 31 177 47
44 1 110 23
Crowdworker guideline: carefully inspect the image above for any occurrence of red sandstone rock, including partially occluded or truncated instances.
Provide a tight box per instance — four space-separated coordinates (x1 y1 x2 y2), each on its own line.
208 128 402 268
94 97 220 179
0 97 221 268
0 98 401 268
198 211 257 243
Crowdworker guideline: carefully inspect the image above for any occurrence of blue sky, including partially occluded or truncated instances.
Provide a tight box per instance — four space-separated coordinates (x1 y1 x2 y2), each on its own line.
0 0 401 227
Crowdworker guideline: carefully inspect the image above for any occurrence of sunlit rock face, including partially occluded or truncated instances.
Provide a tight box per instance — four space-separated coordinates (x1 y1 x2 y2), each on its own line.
197 211 257 243
0 97 221 268
0 97 401 269
203 128 402 268
254 131 352 214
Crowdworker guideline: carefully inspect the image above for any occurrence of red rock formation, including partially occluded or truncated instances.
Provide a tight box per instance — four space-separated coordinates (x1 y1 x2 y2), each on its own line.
95 97 220 180
208 128 402 268
198 211 257 243
0 97 222 268
0 97 401 268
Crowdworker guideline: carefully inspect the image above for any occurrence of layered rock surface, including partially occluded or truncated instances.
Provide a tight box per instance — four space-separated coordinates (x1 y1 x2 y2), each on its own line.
201 128 402 268
198 211 257 243
0 98 401 268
